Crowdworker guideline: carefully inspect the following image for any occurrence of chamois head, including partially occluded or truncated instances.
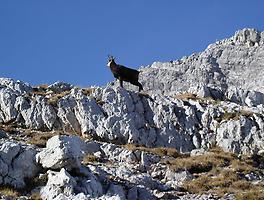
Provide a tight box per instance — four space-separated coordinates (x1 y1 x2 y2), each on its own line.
107 55 116 67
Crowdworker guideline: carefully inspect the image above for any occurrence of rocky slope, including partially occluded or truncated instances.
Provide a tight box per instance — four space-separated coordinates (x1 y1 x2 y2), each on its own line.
0 28 264 199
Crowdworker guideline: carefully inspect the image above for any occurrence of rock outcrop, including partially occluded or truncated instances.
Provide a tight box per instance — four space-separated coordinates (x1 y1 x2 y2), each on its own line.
0 139 40 188
136 28 264 102
0 28 264 199
1 76 264 154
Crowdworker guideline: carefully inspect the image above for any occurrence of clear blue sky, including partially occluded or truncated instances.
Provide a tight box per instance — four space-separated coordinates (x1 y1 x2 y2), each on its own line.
0 1 263 87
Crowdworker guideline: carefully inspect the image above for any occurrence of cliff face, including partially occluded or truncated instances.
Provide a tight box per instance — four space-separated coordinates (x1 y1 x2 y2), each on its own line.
0 28 264 200
138 28 264 97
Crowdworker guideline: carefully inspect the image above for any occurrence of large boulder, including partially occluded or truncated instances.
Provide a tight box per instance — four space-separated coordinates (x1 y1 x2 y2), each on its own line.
40 168 77 200
36 135 89 170
40 168 103 200
0 139 40 188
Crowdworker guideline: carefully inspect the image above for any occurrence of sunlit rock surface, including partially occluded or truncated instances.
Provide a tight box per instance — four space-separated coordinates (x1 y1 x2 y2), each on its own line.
0 28 264 199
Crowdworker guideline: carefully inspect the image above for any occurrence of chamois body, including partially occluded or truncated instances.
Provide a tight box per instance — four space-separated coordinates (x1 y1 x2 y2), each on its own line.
107 56 143 91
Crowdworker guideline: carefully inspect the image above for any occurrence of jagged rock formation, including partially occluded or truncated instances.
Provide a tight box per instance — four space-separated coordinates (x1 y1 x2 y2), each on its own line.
1 77 263 154
0 139 39 188
137 28 264 103
0 28 264 199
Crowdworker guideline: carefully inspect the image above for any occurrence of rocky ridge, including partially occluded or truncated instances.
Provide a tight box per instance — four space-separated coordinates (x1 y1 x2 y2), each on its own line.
0 28 264 199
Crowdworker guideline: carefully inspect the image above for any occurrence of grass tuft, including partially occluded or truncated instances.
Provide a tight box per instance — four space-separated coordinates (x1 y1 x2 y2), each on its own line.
82 88 95 96
217 109 255 122
175 148 264 198
167 147 234 172
0 186 19 198
24 131 63 147
47 90 71 107
123 144 182 158
82 153 101 165
30 192 42 200
174 93 198 100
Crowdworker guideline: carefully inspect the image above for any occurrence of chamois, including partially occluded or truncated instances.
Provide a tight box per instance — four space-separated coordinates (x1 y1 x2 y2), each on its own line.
107 55 143 92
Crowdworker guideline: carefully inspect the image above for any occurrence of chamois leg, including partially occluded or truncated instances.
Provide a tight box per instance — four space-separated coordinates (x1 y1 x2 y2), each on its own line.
131 80 143 92
137 82 143 92
119 79 124 88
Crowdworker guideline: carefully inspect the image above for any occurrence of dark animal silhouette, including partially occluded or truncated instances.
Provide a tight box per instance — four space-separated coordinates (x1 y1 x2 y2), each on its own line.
107 55 143 92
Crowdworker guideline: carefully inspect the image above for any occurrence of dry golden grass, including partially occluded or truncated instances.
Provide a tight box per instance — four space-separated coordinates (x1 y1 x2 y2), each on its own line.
96 99 105 106
123 144 181 158
231 159 255 173
30 192 42 200
184 173 264 199
31 84 73 107
82 88 95 96
82 153 101 165
0 176 47 199
31 84 49 96
236 188 264 200
178 148 264 199
174 93 198 100
47 90 71 107
221 111 240 121
0 123 68 147
37 84 49 89
239 109 255 118
26 130 82 147
0 123 17 134
25 131 62 147
0 186 19 198
167 148 234 172
218 109 255 122
30 90 47 96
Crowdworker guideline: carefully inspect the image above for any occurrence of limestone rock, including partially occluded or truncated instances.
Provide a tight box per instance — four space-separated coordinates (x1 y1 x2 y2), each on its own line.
127 185 155 200
100 143 139 163
163 170 194 188
36 135 88 170
0 78 32 94
57 89 104 134
48 81 73 93
0 88 19 123
131 28 264 101
216 116 264 154
0 139 39 188
226 87 264 106
40 168 76 200
20 96 57 130
41 167 103 200
1 27 264 199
